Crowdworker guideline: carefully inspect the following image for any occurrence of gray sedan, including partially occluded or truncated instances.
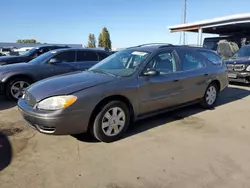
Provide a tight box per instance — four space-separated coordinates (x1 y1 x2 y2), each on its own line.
18 44 228 142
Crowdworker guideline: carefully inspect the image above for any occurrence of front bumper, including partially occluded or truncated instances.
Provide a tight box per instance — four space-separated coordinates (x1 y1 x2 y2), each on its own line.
18 99 89 135
228 71 250 83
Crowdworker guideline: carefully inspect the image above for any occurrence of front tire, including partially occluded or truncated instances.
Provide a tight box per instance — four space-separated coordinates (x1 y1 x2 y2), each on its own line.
200 82 219 109
92 101 130 143
5 78 31 101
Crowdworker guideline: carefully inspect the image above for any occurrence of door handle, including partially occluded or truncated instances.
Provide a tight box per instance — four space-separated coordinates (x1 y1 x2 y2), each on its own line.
204 73 209 76
173 79 179 82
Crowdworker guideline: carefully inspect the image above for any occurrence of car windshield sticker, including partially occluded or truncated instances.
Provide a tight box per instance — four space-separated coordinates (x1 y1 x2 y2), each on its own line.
132 51 147 56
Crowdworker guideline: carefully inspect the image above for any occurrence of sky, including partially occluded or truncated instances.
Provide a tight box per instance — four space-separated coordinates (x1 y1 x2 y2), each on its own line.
1 0 250 49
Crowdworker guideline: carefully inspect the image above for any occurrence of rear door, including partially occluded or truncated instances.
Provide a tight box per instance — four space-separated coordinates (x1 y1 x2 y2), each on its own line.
51 50 78 75
76 50 99 70
176 49 210 104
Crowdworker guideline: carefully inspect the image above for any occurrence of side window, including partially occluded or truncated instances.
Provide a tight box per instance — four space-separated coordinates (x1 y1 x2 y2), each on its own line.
181 52 205 71
43 48 51 53
198 50 222 65
77 51 98 61
53 51 76 62
97 52 109 60
145 50 177 74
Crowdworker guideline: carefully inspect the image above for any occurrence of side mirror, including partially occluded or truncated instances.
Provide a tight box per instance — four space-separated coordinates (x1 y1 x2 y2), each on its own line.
143 69 160 76
49 58 59 64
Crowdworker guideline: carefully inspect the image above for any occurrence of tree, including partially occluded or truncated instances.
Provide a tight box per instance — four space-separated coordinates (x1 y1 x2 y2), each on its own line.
98 27 112 49
16 39 37 43
87 34 96 48
101 27 112 50
98 33 103 47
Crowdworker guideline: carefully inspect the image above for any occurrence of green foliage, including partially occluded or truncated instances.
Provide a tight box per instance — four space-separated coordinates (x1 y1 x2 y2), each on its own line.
87 34 96 48
16 39 37 43
98 27 112 50
98 33 103 47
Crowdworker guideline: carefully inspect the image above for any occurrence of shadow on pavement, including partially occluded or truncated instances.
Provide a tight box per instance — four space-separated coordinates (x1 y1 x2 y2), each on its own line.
73 86 250 143
0 99 16 111
72 133 99 143
0 132 12 171
125 86 250 139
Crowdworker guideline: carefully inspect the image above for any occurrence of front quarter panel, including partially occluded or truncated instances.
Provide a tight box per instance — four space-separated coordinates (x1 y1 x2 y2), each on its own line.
1 69 38 83
69 77 139 122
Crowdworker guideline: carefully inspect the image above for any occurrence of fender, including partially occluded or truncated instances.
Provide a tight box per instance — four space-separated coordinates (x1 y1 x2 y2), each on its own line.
2 72 36 83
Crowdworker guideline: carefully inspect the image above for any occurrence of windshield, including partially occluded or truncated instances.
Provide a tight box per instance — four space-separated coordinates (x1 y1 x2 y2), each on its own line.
89 49 150 76
233 45 250 58
21 48 37 56
29 51 54 64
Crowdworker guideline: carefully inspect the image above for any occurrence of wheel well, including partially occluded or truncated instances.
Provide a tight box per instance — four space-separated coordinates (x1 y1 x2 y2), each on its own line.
88 95 135 131
211 80 221 91
5 75 34 86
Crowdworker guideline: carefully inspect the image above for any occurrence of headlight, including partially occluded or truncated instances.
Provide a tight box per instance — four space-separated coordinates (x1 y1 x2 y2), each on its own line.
37 95 77 110
246 65 250 71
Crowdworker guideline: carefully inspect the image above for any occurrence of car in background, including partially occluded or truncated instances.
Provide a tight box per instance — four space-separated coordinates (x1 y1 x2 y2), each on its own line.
13 47 33 55
225 44 250 83
18 44 228 142
0 48 110 100
0 52 5 56
0 45 69 65
0 47 15 56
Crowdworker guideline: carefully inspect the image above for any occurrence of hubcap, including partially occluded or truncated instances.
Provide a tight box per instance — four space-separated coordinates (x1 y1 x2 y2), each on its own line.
102 107 126 136
10 81 30 99
206 86 217 105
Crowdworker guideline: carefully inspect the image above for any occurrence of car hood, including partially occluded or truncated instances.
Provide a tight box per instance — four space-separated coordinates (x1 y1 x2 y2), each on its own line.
0 62 32 72
225 57 250 64
0 55 27 64
27 71 117 102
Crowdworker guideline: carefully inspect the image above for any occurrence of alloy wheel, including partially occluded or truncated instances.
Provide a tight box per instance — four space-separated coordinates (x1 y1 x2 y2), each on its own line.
101 107 126 137
10 81 30 99
206 85 217 105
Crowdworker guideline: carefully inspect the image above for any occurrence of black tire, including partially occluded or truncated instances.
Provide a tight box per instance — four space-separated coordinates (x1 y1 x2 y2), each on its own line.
92 101 130 143
200 82 219 109
5 77 32 101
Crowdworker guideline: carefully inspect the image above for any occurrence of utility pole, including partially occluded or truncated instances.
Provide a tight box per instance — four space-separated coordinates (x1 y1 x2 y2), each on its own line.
180 0 187 45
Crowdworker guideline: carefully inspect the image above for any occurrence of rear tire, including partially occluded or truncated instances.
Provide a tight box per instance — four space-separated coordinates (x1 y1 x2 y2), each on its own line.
92 101 130 143
5 77 32 101
200 82 219 109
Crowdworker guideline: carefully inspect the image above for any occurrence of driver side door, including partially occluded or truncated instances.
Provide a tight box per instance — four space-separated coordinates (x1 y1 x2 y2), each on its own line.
138 50 183 115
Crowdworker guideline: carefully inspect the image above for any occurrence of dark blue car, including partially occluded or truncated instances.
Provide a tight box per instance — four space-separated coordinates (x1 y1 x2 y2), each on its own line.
0 48 110 100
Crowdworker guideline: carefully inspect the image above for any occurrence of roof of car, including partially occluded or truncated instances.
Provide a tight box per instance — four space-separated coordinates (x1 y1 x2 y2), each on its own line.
35 45 68 48
126 43 213 53
50 47 111 53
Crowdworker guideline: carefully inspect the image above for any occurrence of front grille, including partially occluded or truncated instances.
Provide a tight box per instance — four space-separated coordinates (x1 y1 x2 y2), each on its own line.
37 125 56 133
24 92 36 107
226 64 245 71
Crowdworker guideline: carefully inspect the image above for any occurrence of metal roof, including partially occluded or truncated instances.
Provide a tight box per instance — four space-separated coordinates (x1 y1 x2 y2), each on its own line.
169 13 250 35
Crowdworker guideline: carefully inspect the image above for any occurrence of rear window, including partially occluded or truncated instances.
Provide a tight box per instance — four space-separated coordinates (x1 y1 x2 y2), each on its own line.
98 52 109 60
203 41 218 51
77 51 98 61
198 50 222 65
